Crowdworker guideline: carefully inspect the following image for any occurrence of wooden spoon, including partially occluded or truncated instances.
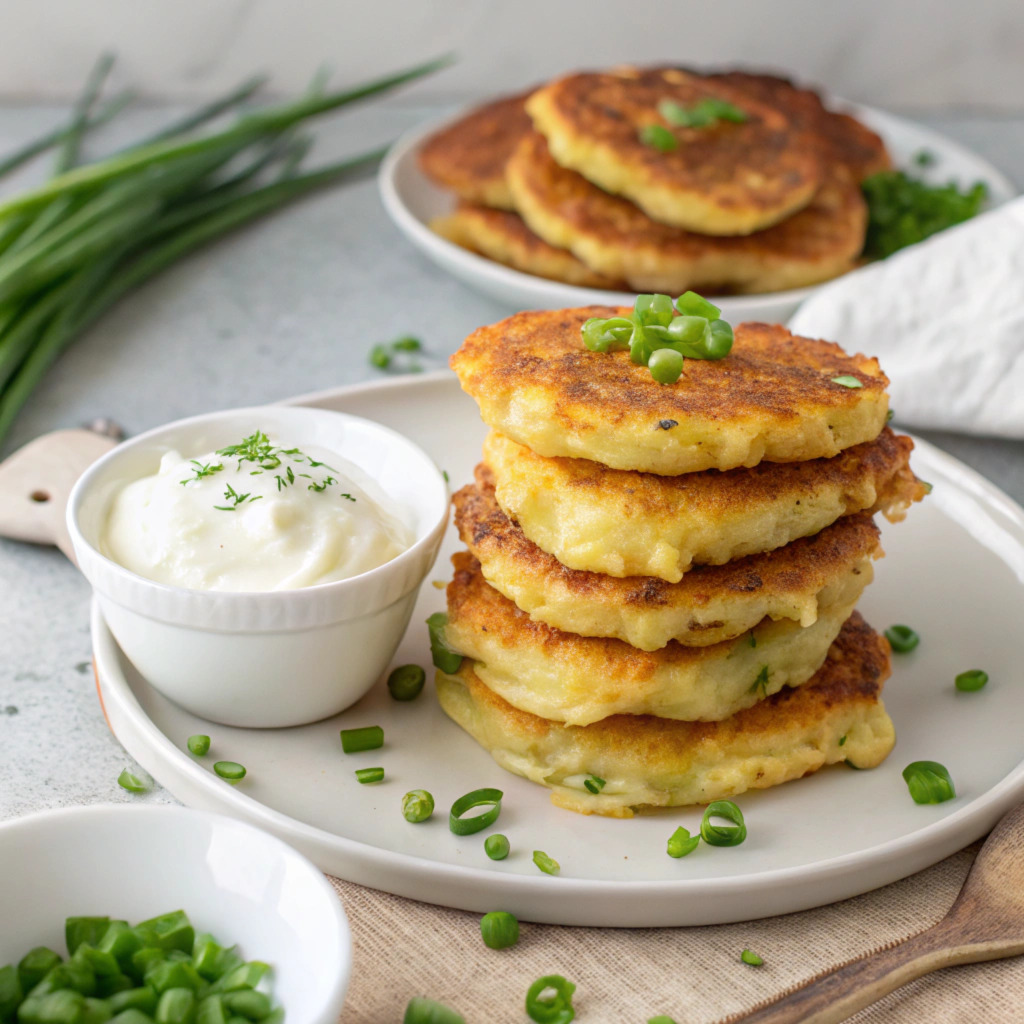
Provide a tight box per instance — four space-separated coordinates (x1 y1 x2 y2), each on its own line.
722 800 1024 1023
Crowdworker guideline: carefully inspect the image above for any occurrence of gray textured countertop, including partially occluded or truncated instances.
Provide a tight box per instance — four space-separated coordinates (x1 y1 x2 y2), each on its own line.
0 102 1022 821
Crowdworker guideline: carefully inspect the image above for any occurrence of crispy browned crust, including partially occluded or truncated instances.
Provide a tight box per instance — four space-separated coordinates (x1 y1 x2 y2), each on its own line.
526 67 823 234
507 130 866 294
430 201 624 289
417 92 534 209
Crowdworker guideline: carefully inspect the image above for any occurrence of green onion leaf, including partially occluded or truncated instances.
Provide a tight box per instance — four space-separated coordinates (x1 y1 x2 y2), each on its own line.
427 612 463 673
341 725 384 754
741 949 764 966
903 761 956 804
402 789 435 823
117 768 152 794
955 669 988 692
525 974 576 1024
676 290 721 320
404 997 466 1024
639 124 677 153
388 664 426 701
659 97 748 128
666 826 699 858
831 375 863 388
583 775 606 795
355 767 384 785
885 624 920 653
213 761 246 784
484 834 510 860
449 788 503 835
479 911 519 950
700 800 747 847
392 335 423 351
532 850 560 876
186 734 211 757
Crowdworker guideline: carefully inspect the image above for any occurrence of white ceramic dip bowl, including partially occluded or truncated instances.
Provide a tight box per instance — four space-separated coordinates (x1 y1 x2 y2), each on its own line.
67 405 448 727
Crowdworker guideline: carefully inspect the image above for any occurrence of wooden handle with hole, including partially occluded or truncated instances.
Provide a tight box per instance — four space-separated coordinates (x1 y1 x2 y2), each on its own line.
0 429 116 563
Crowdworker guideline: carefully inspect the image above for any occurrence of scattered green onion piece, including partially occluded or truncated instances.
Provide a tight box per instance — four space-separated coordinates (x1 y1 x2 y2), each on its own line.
355 767 385 784
648 348 683 385
741 949 764 966
887 409 895 423
831 375 863 388
484 834 510 860
666 826 699 858
369 343 391 369
839 734 848 747
392 335 422 351
449 788 503 835
341 725 384 753
659 97 747 128
583 775 606 795
525 974 576 1024
426 612 463 674
480 911 519 950
955 669 988 692
639 124 677 152
388 664 426 701
532 850 560 876
914 149 937 168
885 625 920 653
903 761 956 804
404 997 465 1024
402 789 434 822
117 768 151 794
700 800 747 847
213 761 247 784
187 734 211 756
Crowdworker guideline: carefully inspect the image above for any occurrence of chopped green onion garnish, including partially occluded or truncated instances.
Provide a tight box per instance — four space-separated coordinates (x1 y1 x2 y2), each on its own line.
639 124 677 152
449 788 503 835
479 911 519 950
484 834 510 860
839 734 848 747
700 800 747 847
955 669 988 692
831 375 863 388
187 734 210 756
426 612 463 674
532 850 560 876
341 725 384 753
903 761 956 804
741 949 764 966
666 826 699 858
525 975 576 1024
914 149 937 168
649 348 683 384
885 625 920 653
369 343 391 369
583 775 606 795
355 767 385 784
392 336 422 351
388 664 427 701
887 409 895 423
213 761 246 783
403 789 435 822
117 768 151 794
404 997 466 1024
658 97 748 128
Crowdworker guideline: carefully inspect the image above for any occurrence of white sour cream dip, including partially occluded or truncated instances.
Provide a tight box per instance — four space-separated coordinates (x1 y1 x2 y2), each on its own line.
102 432 413 591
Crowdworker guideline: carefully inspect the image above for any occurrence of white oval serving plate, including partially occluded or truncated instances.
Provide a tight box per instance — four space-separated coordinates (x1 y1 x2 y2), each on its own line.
94 372 1024 927
379 103 1016 323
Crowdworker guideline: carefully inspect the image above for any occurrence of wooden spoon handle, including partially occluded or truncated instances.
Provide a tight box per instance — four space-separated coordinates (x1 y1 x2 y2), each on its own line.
0 429 116 563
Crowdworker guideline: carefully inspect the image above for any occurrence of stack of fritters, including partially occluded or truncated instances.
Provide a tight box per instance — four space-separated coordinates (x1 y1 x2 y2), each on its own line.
440 309 926 817
420 67 890 295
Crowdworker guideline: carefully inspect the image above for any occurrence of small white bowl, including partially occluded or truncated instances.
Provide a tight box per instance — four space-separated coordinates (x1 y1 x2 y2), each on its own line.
0 805 351 1023
67 405 449 727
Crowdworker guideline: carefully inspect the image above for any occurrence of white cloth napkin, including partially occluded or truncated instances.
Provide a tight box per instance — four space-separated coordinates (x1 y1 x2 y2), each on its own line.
788 195 1024 439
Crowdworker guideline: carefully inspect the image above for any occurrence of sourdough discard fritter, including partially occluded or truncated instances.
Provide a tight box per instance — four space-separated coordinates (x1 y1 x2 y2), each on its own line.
430 202 623 289
418 92 533 209
454 469 881 650
507 131 866 294
444 552 858 725
451 310 889 475
484 428 923 582
526 67 822 235
436 611 895 817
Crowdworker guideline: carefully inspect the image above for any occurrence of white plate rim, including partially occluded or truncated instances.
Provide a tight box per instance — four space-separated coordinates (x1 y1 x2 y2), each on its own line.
93 372 1024 928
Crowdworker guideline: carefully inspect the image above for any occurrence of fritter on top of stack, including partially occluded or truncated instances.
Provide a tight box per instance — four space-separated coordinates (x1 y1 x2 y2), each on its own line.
421 67 890 295
438 306 925 818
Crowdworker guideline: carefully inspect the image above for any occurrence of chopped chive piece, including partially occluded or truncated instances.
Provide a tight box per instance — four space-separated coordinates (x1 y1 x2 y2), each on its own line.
213 761 246 783
639 123 677 152
479 911 519 950
392 336 422 351
885 624 920 653
887 409 895 423
404 997 466 1024
583 775 606 795
355 767 385 784
187 734 211 756
525 975 575 1024
741 949 764 966
700 800 747 847
955 669 988 692
117 768 151 794
341 725 384 753
839 734 848 746
388 664 426 701
666 826 699 858
426 612 463 673
532 850 560 876
648 348 683 384
369 343 391 369
402 789 434 822
449 788 503 835
484 834 510 860
914 149 937 168
903 760 956 804
831 375 863 388
658 97 748 128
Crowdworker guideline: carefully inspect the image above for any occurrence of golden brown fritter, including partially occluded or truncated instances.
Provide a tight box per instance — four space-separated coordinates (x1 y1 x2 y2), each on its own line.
526 67 823 235
436 611 895 817
430 201 623 289
417 91 533 209
451 309 889 475
507 130 866 294
484 428 923 581
443 552 859 725
454 469 882 650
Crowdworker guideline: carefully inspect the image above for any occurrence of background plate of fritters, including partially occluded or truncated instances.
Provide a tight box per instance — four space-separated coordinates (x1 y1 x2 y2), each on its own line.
380 98 1015 322
92 372 1024 927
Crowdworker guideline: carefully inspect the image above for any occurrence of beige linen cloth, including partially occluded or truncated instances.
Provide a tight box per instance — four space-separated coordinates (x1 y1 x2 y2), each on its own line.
327 840 1024 1023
